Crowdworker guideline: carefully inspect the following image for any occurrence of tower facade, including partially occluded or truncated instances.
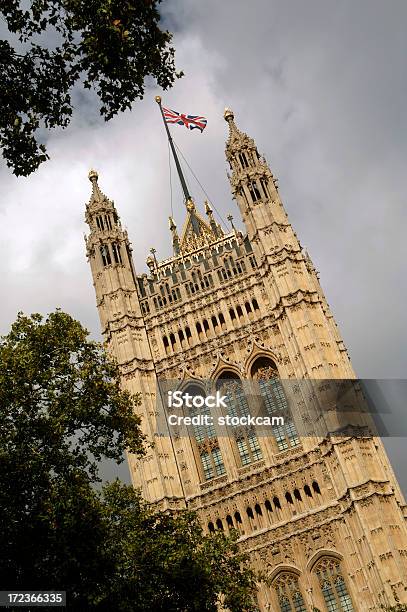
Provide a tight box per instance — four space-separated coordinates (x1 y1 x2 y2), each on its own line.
85 111 407 611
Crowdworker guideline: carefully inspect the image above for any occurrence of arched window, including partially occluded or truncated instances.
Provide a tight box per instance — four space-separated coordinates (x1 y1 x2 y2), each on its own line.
186 385 216 444
273 572 306 612
104 214 113 230
239 152 249 168
314 558 354 611
226 515 234 529
304 484 312 498
260 177 269 198
312 481 321 495
208 522 215 533
248 180 262 202
251 357 300 451
186 385 226 482
112 242 123 264
252 298 260 311
100 244 111 266
273 496 281 510
217 371 263 467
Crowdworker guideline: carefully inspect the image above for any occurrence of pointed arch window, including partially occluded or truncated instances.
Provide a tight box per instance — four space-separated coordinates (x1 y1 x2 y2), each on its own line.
239 152 249 169
100 244 111 266
217 372 263 466
186 384 226 482
96 215 104 231
273 573 306 612
248 181 262 202
251 357 300 451
111 243 123 264
314 558 354 611
104 214 113 230
260 177 270 198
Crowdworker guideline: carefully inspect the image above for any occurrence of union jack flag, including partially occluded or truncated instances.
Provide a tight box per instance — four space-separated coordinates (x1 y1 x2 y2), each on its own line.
162 107 207 132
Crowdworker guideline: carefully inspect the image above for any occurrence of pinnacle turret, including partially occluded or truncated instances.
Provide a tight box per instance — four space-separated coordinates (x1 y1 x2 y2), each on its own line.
205 200 224 239
224 108 256 160
87 169 111 206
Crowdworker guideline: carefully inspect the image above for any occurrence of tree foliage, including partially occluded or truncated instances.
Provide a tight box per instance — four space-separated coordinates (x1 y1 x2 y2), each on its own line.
0 311 258 610
0 0 181 176
97 482 258 611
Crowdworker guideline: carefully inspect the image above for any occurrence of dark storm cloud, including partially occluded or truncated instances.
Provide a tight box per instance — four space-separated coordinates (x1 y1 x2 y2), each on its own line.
1 0 406 485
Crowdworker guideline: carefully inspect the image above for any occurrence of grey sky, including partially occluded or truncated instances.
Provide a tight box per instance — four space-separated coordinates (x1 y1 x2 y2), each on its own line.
1 0 406 487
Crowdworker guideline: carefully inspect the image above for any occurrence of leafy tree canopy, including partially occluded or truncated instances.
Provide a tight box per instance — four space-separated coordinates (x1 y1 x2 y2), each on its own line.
0 0 181 176
0 311 258 610
98 482 258 611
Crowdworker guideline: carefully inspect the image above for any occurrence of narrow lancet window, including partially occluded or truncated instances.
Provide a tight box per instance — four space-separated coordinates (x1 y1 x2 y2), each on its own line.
112 243 122 264
100 244 111 266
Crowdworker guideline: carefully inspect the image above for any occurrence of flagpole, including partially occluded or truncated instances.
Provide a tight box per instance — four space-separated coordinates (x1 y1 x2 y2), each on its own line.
155 96 191 203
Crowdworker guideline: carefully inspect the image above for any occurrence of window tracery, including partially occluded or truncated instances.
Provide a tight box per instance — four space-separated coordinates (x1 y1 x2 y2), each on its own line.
251 357 300 451
314 558 354 611
273 573 306 612
217 373 263 466
186 385 226 482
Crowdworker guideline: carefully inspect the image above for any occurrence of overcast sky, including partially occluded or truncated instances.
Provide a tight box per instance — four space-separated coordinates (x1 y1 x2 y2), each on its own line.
1 1 406 488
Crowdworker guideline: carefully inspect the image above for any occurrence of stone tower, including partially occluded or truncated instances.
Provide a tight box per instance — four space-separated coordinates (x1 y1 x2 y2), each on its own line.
84 111 407 611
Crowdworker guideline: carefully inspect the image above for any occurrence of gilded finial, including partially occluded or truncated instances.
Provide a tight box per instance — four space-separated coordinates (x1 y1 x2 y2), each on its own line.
155 95 162 104
88 169 98 182
224 107 234 122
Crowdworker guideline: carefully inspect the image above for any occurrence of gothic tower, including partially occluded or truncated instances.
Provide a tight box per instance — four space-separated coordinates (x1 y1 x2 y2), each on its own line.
84 111 407 611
